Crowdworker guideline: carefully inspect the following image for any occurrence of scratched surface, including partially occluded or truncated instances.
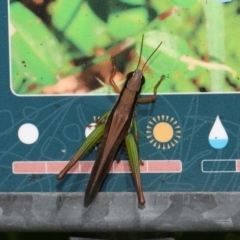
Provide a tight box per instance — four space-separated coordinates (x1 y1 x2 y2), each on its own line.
1 0 240 231
0 192 240 231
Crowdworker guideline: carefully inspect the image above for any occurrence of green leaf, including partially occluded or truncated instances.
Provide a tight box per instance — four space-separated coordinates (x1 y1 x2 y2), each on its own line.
48 0 84 32
10 2 74 93
204 0 227 91
50 1 111 54
107 7 148 39
11 32 57 88
137 31 199 92
143 31 193 59
11 2 67 75
170 0 197 7
120 0 146 5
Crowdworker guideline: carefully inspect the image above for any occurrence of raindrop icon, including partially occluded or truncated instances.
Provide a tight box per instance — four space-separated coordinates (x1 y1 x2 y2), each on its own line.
208 116 228 149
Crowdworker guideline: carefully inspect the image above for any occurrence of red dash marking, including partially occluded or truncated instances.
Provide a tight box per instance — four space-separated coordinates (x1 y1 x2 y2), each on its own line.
113 161 131 173
68 162 79 173
81 162 93 173
109 162 114 173
147 160 181 173
140 161 148 172
13 161 46 174
47 161 80 174
12 160 182 174
47 161 67 173
236 160 240 172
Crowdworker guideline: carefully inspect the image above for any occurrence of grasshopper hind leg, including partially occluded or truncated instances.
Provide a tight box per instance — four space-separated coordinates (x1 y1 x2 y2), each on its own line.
125 133 145 205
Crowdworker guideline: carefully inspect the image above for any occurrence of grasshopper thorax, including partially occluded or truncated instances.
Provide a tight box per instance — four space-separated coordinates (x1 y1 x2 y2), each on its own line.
127 69 144 92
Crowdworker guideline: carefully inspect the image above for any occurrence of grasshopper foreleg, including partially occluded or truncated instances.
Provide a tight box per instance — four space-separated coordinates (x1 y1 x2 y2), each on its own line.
138 75 165 103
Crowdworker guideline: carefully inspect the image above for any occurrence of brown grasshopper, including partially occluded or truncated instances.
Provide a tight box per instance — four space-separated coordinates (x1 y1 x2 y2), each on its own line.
57 35 165 207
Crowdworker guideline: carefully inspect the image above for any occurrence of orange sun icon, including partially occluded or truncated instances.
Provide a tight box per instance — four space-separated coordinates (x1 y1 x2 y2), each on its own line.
146 115 181 150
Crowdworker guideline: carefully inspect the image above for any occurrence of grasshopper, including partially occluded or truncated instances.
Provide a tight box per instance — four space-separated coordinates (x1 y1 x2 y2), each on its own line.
57 36 165 207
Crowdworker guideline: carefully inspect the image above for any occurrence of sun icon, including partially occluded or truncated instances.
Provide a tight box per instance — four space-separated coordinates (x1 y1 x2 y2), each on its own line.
146 115 181 150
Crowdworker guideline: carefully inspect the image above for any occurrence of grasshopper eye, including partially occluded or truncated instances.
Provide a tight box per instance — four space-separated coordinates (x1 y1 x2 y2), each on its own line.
141 76 145 85
126 71 134 79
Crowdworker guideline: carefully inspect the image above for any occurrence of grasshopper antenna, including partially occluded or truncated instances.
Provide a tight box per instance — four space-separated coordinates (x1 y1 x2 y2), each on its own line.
135 35 144 70
142 41 162 72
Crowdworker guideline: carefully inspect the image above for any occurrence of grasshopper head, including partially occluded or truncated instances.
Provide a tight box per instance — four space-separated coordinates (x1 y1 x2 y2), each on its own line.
127 69 145 92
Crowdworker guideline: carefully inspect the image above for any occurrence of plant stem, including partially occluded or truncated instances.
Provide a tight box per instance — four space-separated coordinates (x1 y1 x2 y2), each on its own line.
203 0 225 91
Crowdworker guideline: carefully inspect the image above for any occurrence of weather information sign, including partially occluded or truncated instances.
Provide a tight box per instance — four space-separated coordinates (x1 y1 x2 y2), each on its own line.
1 0 240 196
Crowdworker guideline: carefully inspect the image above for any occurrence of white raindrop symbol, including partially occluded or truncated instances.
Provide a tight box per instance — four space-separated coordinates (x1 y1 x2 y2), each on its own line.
208 116 228 149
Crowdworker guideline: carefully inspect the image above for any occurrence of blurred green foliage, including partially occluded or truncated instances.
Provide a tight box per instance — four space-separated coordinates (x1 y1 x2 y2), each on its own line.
10 0 239 94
